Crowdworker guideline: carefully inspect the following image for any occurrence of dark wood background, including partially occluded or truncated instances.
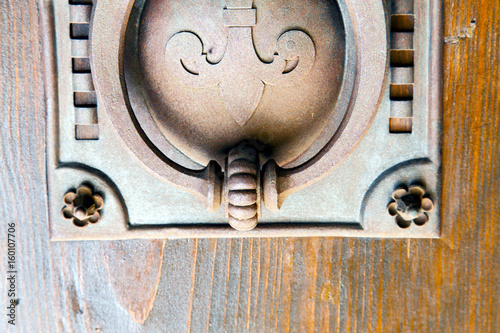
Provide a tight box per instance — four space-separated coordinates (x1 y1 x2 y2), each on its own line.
1 0 498 332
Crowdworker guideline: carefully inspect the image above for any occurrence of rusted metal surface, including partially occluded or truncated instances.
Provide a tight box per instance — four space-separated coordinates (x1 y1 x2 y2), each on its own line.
44 0 443 238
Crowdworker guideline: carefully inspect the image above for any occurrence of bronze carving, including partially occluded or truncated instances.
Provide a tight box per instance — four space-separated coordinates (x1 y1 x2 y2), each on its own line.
69 0 99 140
387 185 435 229
225 142 260 231
129 0 351 170
62 185 104 228
102 0 370 230
43 0 443 239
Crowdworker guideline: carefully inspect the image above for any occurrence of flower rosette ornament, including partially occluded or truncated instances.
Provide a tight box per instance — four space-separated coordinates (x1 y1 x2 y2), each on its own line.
387 185 434 228
62 185 104 227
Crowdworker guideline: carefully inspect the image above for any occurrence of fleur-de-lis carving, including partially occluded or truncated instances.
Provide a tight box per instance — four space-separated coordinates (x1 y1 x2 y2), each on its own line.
165 0 316 126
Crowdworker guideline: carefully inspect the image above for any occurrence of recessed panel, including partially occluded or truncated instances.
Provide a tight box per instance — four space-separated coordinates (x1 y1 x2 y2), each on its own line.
43 0 442 239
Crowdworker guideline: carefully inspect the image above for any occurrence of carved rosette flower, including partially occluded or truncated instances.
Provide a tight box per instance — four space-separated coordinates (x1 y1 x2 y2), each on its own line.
62 185 104 228
387 185 434 228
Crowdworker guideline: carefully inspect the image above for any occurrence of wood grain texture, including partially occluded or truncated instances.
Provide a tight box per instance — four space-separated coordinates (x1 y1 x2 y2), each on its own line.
103 240 166 324
0 0 499 332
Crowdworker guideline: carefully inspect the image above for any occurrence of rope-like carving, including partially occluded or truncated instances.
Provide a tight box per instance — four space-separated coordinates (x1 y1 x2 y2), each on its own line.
225 142 260 231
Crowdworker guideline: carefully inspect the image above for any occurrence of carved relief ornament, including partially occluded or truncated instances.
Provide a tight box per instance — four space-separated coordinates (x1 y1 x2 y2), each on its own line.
43 0 443 239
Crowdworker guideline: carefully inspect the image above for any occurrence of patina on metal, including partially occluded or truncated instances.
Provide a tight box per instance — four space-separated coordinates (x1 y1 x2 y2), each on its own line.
43 0 443 239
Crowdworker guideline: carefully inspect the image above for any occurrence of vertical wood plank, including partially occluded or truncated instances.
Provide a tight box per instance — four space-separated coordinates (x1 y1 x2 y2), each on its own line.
103 240 166 324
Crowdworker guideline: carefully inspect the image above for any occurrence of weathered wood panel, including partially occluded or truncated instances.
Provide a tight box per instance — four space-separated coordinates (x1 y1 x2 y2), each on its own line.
0 0 498 332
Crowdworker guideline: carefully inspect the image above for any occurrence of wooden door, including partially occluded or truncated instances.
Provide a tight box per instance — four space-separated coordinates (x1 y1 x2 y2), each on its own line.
1 0 498 331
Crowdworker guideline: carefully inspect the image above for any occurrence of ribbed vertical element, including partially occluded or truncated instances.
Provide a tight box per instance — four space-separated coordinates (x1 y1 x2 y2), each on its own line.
70 0 99 140
225 142 260 231
389 2 415 134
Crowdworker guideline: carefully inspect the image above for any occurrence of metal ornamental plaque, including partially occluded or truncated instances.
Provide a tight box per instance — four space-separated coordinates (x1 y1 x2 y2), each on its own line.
41 0 443 239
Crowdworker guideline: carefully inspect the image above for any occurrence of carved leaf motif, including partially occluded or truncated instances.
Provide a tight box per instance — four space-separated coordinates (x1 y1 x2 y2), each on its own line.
164 32 222 88
262 30 316 86
103 240 166 324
